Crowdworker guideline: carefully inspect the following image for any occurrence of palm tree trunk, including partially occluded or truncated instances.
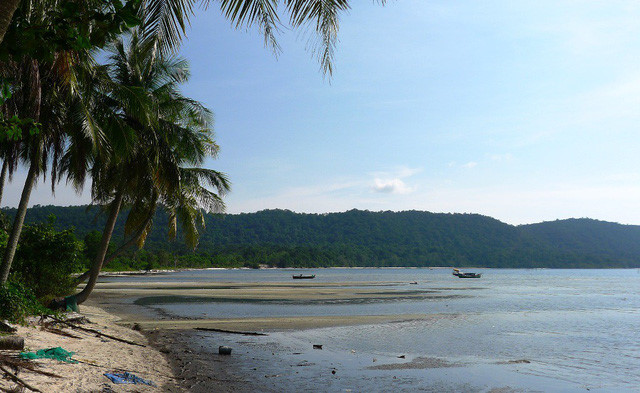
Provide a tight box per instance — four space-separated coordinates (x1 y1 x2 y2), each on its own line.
0 161 37 284
0 160 8 206
74 192 123 304
0 0 20 46
75 210 155 284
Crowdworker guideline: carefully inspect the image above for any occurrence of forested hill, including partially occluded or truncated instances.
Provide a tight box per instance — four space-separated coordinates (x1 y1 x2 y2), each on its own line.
4 205 640 268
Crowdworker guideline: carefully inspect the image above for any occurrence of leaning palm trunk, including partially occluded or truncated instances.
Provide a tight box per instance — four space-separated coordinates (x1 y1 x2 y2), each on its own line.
0 161 36 284
0 160 8 206
0 0 21 45
73 192 123 304
74 209 155 284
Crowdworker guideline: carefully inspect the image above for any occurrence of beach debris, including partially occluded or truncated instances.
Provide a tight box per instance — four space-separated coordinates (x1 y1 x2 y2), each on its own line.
0 364 44 392
0 321 16 333
101 383 116 392
194 327 267 336
397 355 405 359
103 371 156 386
410 281 418 285
313 344 323 350
351 349 356 354
331 369 336 375
373 358 377 362
0 336 24 350
41 326 83 339
65 316 91 325
132 323 142 331
218 346 232 355
0 354 63 378
20 347 77 363
51 317 146 347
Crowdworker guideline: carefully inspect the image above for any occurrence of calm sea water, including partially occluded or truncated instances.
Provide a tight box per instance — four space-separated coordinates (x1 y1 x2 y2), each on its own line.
110 268 640 392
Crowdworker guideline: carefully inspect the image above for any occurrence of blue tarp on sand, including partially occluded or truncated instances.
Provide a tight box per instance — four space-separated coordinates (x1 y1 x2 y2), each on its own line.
104 372 156 386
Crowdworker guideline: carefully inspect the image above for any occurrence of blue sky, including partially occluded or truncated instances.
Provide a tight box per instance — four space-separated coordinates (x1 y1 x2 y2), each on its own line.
4 0 640 225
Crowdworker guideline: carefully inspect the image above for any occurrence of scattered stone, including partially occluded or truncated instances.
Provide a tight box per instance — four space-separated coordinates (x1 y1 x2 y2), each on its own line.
218 346 232 355
313 344 323 350
397 355 405 359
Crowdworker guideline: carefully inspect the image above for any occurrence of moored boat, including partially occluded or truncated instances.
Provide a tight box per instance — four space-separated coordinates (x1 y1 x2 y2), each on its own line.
452 268 481 278
292 274 315 279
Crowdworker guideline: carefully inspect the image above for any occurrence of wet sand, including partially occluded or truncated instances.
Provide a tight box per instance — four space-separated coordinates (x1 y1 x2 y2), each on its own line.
88 278 495 392
88 275 604 393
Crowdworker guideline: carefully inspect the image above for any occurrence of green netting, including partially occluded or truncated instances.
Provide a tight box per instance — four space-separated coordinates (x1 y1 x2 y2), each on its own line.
64 295 79 312
20 347 77 363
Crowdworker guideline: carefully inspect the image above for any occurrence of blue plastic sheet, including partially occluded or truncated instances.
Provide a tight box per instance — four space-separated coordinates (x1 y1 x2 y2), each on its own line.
103 372 156 386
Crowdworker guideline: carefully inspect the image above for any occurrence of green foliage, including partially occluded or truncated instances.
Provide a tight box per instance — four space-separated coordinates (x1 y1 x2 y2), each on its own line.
7 206 640 270
0 80 40 142
0 280 48 324
0 0 142 61
10 222 83 300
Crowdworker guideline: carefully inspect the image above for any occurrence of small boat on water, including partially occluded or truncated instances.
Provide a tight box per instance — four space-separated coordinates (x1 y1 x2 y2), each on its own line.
292 274 315 279
452 268 481 279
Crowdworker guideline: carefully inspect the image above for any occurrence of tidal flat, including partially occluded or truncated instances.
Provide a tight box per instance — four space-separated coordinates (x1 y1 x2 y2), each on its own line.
88 268 640 392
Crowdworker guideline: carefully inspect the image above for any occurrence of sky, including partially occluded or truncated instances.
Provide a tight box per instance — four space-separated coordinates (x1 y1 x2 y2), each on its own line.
4 0 640 225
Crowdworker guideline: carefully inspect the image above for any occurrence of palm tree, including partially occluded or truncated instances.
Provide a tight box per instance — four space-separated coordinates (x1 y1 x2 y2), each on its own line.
0 51 85 284
69 31 229 304
0 0 108 285
2 0 368 76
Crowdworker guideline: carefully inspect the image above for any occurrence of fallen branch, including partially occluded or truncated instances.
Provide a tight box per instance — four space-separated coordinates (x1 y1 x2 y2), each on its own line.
52 318 146 347
41 326 83 339
0 364 43 392
194 327 267 336
0 355 63 378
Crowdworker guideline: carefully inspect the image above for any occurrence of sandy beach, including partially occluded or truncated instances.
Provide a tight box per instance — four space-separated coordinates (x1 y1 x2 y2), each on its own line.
0 305 179 392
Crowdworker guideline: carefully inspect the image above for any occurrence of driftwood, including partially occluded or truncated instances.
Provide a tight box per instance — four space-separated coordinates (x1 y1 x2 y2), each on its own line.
52 318 145 347
0 364 42 392
194 327 267 336
0 336 24 350
0 355 62 379
41 326 83 339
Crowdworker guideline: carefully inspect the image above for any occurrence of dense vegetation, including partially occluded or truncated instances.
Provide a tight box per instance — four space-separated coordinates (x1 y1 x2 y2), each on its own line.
0 0 377 321
7 205 640 269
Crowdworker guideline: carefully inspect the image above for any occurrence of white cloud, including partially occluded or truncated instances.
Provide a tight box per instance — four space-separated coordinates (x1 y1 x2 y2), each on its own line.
372 178 414 194
461 161 477 169
369 165 420 195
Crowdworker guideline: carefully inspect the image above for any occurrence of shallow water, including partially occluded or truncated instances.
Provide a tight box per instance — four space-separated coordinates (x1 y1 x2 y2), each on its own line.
108 268 640 391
